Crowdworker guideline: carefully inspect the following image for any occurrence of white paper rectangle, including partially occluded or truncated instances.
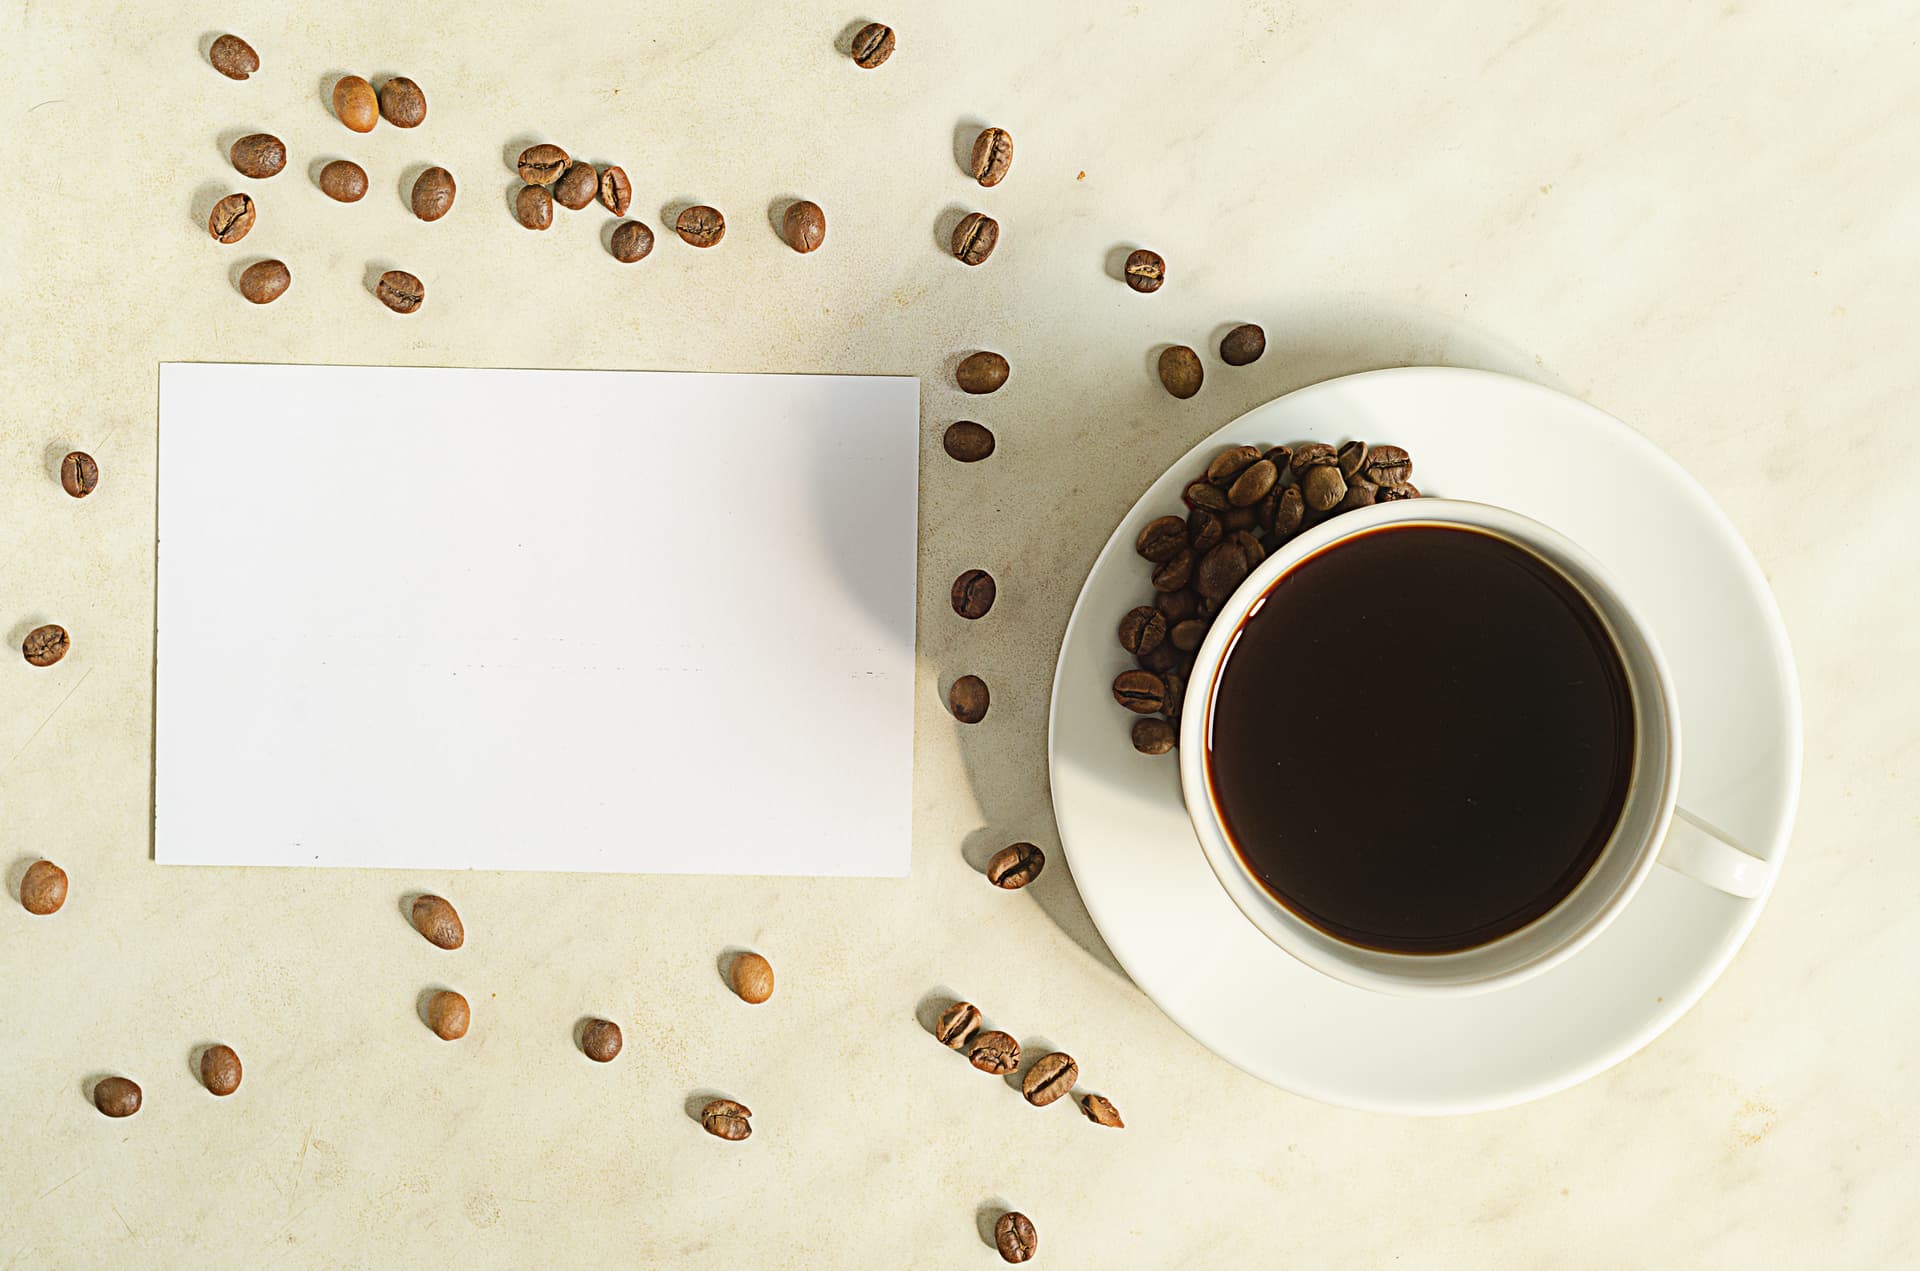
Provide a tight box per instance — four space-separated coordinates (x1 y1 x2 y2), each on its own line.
156 363 918 875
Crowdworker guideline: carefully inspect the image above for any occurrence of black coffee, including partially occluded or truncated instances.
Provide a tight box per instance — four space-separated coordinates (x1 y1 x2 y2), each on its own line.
1204 523 1634 954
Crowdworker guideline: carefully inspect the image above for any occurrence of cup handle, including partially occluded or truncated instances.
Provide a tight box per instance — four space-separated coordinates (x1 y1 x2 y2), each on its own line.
1657 807 1770 899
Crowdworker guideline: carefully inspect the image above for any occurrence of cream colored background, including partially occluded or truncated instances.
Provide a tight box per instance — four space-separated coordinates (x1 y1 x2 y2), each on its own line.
2 1 1914 1266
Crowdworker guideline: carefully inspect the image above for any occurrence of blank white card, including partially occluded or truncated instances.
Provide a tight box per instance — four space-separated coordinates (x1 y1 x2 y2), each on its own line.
156 363 919 875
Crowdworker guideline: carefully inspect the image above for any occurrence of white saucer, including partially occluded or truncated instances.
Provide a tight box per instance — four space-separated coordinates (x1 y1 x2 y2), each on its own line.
1047 367 1801 1114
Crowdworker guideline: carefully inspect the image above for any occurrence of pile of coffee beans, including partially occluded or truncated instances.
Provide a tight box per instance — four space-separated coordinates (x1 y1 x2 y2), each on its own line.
1117 439 1420 753
513 142 654 261
929 997 1121 1122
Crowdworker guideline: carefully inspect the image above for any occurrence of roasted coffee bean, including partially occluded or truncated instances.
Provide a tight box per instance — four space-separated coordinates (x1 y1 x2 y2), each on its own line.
515 184 553 230
1290 442 1337 474
19 860 67 914
1221 323 1266 366
1113 669 1168 714
1363 444 1413 486
597 166 632 215
1221 505 1257 531
1228 459 1278 507
581 1019 622 1062
1196 542 1250 600
1183 480 1229 512
1199 595 1221 618
1337 440 1369 479
93 1077 141 1118
731 952 775 1004
610 220 654 262
1262 445 1293 472
554 162 598 210
952 569 997 620
1022 1051 1077 1106
1131 717 1176 755
968 1030 1020 1075
376 270 425 314
318 159 368 202
1206 445 1261 485
1159 345 1203 399
949 675 990 724
238 259 290 304
1230 529 1266 569
942 421 995 461
956 351 1010 394
1150 548 1193 593
987 842 1045 889
333 76 378 132
23 624 70 666
851 22 896 68
1377 481 1421 501
61 452 99 498
951 212 999 266
208 34 258 80
411 167 456 221
1336 479 1379 512
207 193 255 243
1302 464 1346 512
410 895 464 949
1187 509 1223 554
1135 515 1188 563
200 1044 243 1095
1124 248 1166 293
377 76 426 128
1117 606 1166 655
970 127 1013 187
1155 585 1200 620
229 133 285 179
995 1212 1038 1264
1256 490 1280 534
675 204 726 247
935 1002 982 1050
783 200 826 253
517 143 569 185
1082 1093 1124 1128
1274 485 1305 536
701 1098 752 1140
427 990 470 1040
1170 619 1208 653
1137 639 1182 674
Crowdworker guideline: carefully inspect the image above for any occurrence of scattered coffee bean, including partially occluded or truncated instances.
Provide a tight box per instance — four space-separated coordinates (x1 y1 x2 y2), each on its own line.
581 1019 623 1062
1290 442 1337 474
935 1001 982 1049
515 184 553 230
1124 248 1165 293
1082 1094 1124 1128
1205 445 1261 485
19 860 67 914
995 1212 1038 1264
200 1044 243 1096
60 451 99 498
851 22 896 69
1302 464 1346 512
783 200 827 253
1022 1051 1077 1106
1135 515 1188 563
208 34 258 80
333 76 378 132
22 624 69 666
701 1097 752 1140
426 990 469 1040
942 421 995 461
1195 541 1250 600
949 675 990 723
1158 345 1203 398
1377 481 1421 501
229 133 285 179
956 352 1009 395
597 166 632 215
238 259 290 304
376 270 425 315
517 143 569 185
1117 605 1166 655
1337 479 1379 511
1220 323 1266 366
93 1077 141 1118
318 159 368 202
675 204 726 248
411 167 456 221
968 1030 1020 1075
986 842 1045 889
1113 670 1168 714
730 952 775 1004
1337 440 1369 479
377 76 426 128
1183 479 1229 512
1362 443 1413 487
951 569 997 620
951 212 999 266
1227 459 1277 507
554 162 597 210
1274 485 1305 536
1155 588 1200 622
410 895 464 949
610 220 655 262
207 193 255 243
1131 717 1176 755
970 127 1013 187
1170 619 1207 653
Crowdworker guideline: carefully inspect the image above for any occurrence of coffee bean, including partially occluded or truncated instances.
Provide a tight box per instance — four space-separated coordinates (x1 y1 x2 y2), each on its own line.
952 569 997 620
987 842 1045 889
229 133 285 179
942 421 995 461
1198 595 1221 618
1221 323 1266 366
238 259 290 304
1155 587 1200 622
1377 481 1421 501
1290 442 1337 474
1113 669 1168 714
851 22 896 68
970 127 1013 187
1336 479 1379 512
951 212 999 266
1183 480 1229 513
581 1019 622 1062
610 220 654 262
701 1098 752 1140
1196 542 1250 600
1149 548 1193 593
730 952 775 1004
554 162 597 210
1303 464 1346 512
1137 639 1182 674
208 34 258 80
1206 445 1261 485
1229 529 1265 571
377 76 426 128
427 990 470 1040
410 895 464 949
934 1001 982 1050
956 352 1009 394
783 200 826 253
517 144 569 186
995 1212 1038 1264
1228 459 1278 507
60 452 98 498
333 76 378 132
376 270 425 315
1022 1051 1077 1106
1187 508 1223 554
949 675 990 724
207 193 255 243
1362 443 1413 486
675 205 726 248
411 167 456 221
968 1030 1020 1074
1170 619 1208 653
1131 717 1176 755
19 860 67 914
1337 440 1369 479
22 624 69 666
515 184 553 230
318 159 368 203
1117 605 1166 655
1164 666 1191 720
1124 248 1165 293
1262 445 1293 472
1081 1093 1124 1128
93 1077 141 1118
1274 485 1305 536
595 165 632 216
1135 515 1188 563
200 1044 243 1096
1221 505 1257 532
1158 345 1203 399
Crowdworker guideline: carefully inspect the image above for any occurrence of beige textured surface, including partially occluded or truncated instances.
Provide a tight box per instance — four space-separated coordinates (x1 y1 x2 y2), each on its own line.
2 1 1915 1266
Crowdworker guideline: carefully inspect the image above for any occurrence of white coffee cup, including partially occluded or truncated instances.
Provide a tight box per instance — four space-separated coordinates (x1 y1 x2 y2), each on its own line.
1178 498 1768 997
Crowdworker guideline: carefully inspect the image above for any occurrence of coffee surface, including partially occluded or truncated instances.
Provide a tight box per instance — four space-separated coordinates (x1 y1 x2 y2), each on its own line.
1205 523 1634 953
